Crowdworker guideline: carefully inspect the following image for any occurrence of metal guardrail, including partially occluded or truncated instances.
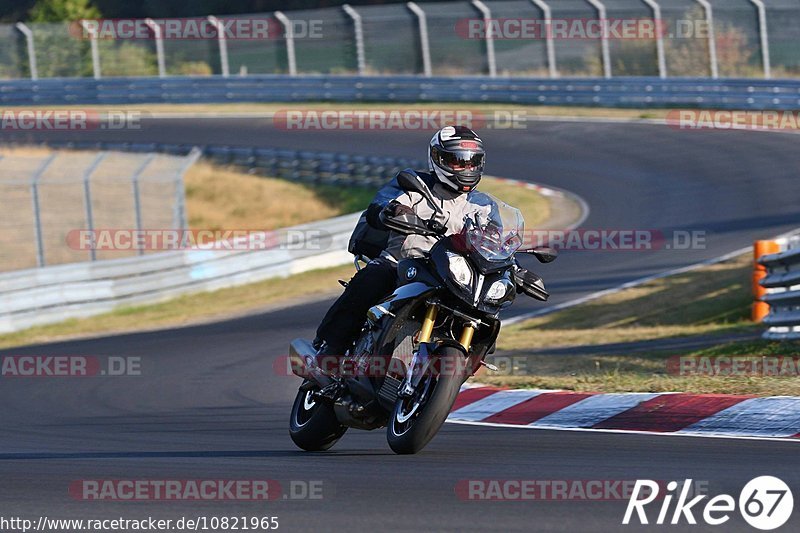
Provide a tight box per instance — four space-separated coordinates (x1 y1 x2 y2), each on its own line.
13 139 424 190
759 237 800 340
2 75 800 110
0 212 360 334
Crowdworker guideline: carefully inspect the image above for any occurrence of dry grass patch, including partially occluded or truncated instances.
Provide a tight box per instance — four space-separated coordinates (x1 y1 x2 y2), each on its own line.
474 253 800 396
480 178 551 229
12 103 670 121
498 254 753 351
184 162 374 230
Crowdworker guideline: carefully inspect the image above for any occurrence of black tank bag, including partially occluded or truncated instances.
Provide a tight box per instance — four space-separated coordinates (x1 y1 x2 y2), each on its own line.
347 169 435 260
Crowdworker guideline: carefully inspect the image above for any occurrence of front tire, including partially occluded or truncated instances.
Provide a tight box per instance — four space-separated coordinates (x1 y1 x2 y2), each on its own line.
386 348 465 454
289 384 347 451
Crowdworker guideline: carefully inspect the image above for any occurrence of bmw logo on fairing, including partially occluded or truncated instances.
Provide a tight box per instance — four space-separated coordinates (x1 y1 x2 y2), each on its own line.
406 267 417 280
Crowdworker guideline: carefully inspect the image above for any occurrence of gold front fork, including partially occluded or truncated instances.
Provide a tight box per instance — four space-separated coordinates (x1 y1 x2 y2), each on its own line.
417 304 439 343
419 303 475 351
459 323 476 351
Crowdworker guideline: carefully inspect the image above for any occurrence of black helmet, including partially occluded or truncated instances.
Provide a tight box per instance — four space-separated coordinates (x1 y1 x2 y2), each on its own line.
428 126 485 193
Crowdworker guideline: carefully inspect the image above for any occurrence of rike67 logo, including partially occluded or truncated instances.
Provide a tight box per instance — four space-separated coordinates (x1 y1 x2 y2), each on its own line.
623 477 793 530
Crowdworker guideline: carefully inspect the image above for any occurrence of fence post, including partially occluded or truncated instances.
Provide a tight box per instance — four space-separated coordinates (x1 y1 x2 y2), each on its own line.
145 18 166 78
641 0 666 78
30 154 57 267
342 4 366 76
695 0 718 79
208 16 230 77
586 0 611 78
15 22 38 81
274 11 297 76
748 0 771 79
82 153 107 261
407 2 432 77
81 20 102 79
173 148 202 231
530 0 557 78
471 0 497 78
131 153 156 256
752 239 780 322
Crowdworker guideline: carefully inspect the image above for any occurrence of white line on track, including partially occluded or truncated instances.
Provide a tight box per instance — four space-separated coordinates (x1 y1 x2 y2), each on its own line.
445 418 800 444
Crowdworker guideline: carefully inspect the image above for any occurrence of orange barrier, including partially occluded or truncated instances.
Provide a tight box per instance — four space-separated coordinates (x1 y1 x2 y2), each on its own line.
752 240 781 322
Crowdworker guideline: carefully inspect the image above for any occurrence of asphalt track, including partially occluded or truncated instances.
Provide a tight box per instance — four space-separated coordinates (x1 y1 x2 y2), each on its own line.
1 119 800 531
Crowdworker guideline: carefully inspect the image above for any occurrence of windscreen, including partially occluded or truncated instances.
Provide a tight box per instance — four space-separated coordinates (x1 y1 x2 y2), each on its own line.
464 191 524 261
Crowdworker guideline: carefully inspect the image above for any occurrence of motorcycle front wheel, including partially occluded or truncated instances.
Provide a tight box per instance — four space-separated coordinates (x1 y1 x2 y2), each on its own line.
289 383 347 451
386 347 465 455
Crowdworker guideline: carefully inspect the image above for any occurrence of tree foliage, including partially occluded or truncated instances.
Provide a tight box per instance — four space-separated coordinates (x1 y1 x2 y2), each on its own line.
29 0 100 22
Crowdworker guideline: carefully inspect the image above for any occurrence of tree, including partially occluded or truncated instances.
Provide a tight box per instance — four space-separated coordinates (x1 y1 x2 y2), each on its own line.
29 0 100 22
26 0 101 77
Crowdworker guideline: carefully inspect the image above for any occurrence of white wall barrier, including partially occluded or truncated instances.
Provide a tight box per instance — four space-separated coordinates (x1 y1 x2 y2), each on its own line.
0 213 360 334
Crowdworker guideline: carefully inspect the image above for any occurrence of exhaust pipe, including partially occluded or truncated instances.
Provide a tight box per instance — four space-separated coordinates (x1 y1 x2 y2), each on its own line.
289 338 334 388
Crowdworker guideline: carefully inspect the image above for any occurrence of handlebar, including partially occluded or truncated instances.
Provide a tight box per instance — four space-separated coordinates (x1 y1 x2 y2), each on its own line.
379 206 447 237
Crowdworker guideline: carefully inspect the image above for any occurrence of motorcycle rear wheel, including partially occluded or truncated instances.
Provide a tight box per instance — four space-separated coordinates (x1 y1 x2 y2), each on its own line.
289 383 348 451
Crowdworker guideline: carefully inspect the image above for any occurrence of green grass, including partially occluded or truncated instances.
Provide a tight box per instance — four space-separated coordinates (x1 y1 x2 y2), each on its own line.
477 253 800 396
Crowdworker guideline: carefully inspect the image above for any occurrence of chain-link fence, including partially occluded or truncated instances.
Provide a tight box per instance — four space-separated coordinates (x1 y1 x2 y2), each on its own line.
1 1 798 80
0 148 198 271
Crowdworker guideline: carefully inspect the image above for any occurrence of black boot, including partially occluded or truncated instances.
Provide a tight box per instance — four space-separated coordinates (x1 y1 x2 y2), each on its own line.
310 338 346 376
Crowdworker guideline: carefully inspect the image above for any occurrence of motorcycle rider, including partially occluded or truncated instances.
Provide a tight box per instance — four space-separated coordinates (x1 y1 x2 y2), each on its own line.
312 125 488 368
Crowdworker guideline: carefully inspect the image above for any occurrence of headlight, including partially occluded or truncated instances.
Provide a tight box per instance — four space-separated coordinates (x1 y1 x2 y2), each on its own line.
446 252 472 289
485 280 509 301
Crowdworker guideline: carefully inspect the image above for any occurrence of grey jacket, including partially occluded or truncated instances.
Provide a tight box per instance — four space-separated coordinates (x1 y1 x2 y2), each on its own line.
383 182 491 261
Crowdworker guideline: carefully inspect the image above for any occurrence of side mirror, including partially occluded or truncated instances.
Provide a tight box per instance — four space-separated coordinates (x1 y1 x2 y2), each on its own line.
396 170 443 215
525 246 558 263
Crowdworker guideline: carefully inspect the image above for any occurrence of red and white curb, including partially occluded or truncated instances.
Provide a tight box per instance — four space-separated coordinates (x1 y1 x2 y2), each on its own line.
448 387 800 441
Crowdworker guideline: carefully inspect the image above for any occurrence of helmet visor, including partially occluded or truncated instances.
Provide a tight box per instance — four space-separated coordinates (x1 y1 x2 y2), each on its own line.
433 148 485 174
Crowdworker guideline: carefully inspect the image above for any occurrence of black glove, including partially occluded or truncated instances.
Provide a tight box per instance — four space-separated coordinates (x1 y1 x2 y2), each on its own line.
384 201 414 217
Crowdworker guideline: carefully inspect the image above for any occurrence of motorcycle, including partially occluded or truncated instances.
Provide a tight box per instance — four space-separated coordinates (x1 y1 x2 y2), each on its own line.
288 172 557 454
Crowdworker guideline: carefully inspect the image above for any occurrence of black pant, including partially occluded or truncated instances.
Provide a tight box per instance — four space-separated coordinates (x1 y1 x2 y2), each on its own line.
315 257 397 352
